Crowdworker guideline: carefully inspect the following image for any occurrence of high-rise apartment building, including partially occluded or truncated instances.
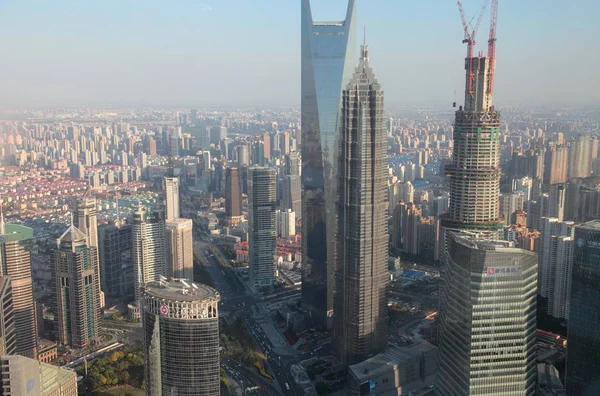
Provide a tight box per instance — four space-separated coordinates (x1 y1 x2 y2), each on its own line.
276 209 296 239
538 218 574 299
499 192 524 225
0 354 78 395
248 167 277 290
165 218 193 281
132 205 168 303
0 276 16 356
566 221 600 396
53 225 101 348
437 234 537 395
301 0 356 328
142 279 220 396
164 177 180 220
568 135 596 179
0 223 38 358
548 235 573 320
333 46 388 366
98 222 133 297
281 174 302 219
548 184 566 221
544 143 568 184
225 167 242 217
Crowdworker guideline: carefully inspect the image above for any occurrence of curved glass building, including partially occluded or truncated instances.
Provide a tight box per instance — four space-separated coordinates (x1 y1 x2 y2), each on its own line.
301 0 356 329
142 278 220 396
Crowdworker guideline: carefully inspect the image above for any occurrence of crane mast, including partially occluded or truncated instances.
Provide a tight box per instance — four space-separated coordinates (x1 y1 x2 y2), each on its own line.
457 0 488 98
487 0 499 96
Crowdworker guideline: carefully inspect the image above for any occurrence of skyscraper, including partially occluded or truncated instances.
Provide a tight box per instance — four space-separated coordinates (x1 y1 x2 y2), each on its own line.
538 217 574 299
301 0 356 328
53 224 101 348
0 276 16 356
0 355 78 395
225 167 242 218
132 205 168 303
333 45 388 366
165 218 193 281
248 167 277 291
164 177 180 220
568 134 595 179
566 221 600 395
0 223 38 358
281 174 301 218
72 197 98 249
98 222 133 297
437 234 537 395
440 44 503 252
142 279 220 396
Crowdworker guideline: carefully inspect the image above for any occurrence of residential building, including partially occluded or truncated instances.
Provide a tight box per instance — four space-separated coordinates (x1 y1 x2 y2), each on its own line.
165 218 193 281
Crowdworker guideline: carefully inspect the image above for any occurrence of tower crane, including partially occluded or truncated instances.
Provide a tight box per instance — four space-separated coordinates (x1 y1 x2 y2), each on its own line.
457 0 489 97
487 0 499 96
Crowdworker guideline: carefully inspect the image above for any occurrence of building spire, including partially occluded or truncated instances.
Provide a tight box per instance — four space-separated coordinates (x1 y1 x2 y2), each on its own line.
361 26 368 60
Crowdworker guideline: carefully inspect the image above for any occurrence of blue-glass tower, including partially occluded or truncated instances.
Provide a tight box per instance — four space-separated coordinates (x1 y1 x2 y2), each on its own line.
301 0 356 328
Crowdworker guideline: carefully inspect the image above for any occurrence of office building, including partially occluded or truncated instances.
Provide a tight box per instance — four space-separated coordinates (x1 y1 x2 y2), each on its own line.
333 46 388 365
437 234 537 396
165 218 193 281
0 276 16 355
248 167 277 290
72 197 98 249
566 221 600 395
225 167 242 217
0 354 78 395
301 0 356 328
53 224 101 348
348 341 438 396
132 205 168 303
164 176 180 220
98 222 133 297
142 279 220 396
0 223 38 358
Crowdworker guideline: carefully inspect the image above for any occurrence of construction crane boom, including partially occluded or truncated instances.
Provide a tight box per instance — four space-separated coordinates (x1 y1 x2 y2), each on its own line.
457 0 489 97
487 0 499 96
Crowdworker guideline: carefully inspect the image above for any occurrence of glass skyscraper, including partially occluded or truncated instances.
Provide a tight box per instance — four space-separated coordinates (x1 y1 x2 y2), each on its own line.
566 220 600 396
301 0 356 328
437 234 537 396
333 45 388 365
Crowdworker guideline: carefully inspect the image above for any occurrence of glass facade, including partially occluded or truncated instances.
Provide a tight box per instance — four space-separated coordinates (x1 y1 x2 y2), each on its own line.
98 223 133 297
566 221 600 396
142 280 220 396
301 0 356 328
437 234 537 396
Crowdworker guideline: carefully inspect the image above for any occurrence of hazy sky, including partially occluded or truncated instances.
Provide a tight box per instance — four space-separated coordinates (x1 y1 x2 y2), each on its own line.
0 0 598 108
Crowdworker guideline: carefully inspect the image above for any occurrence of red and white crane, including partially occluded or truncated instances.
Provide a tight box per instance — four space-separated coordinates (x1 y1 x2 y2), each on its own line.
457 0 489 97
487 0 499 96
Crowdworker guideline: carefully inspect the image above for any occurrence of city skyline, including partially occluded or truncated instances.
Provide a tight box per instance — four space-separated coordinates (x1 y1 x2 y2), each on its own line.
0 1 597 107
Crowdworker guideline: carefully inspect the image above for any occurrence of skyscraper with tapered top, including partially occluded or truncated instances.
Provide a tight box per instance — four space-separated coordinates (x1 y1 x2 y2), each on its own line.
333 45 388 366
53 222 101 348
301 0 356 329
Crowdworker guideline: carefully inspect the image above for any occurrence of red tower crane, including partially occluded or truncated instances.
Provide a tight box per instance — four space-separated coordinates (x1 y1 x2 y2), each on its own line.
457 0 488 97
487 0 499 96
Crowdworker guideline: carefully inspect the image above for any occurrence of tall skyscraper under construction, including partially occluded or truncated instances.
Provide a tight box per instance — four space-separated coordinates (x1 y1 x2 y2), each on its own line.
440 1 503 248
301 0 356 328
333 45 388 366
